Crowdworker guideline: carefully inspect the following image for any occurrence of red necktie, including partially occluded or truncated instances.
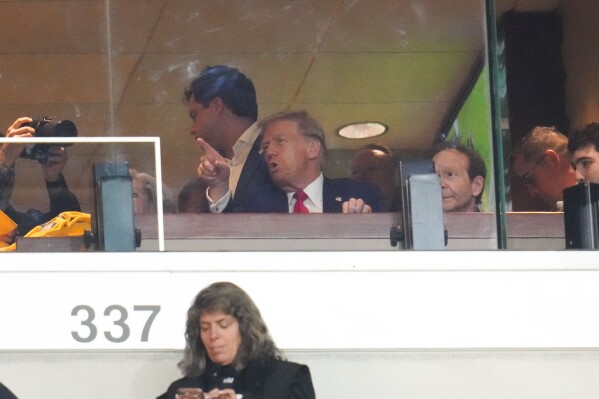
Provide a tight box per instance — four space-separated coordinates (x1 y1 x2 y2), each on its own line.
293 190 310 214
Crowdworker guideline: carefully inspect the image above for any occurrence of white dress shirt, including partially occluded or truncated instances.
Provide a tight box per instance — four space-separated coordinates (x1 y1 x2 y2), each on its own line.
286 173 324 213
208 122 261 213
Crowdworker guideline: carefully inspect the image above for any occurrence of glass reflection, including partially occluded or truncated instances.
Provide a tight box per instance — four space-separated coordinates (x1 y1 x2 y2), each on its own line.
0 0 505 250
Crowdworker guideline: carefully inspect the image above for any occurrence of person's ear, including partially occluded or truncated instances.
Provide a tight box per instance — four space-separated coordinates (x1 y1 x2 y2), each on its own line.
210 97 225 115
306 139 321 160
471 175 484 197
544 149 561 166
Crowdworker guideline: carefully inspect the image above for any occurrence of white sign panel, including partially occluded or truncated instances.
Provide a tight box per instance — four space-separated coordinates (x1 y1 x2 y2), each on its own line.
1 251 599 350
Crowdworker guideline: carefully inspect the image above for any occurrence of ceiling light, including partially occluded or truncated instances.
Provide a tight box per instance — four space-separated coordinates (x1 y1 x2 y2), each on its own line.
336 121 388 139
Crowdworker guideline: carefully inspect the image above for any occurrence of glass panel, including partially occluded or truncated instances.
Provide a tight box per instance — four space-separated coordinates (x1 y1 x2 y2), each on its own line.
1 0 501 251
107 0 496 250
0 136 163 252
493 0 599 249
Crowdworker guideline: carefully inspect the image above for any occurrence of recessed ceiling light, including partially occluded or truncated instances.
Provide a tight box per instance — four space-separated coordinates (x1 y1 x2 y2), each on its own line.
336 121 388 139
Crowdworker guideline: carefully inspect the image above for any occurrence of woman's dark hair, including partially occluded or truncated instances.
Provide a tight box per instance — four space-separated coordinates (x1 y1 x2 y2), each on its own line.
178 282 282 376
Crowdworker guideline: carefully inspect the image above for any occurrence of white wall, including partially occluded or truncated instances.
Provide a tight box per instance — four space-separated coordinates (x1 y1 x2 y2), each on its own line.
1 252 599 398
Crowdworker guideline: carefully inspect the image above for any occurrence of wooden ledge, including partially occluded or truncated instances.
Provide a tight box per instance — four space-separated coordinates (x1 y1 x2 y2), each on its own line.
135 212 565 240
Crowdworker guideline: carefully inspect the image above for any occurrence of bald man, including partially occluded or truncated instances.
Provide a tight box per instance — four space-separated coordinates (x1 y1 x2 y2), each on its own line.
350 144 398 211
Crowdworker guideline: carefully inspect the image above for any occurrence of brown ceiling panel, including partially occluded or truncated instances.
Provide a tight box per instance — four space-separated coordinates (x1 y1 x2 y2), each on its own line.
0 55 109 104
321 0 484 53
141 0 337 53
111 52 313 106
303 102 450 151
294 51 481 104
0 1 107 54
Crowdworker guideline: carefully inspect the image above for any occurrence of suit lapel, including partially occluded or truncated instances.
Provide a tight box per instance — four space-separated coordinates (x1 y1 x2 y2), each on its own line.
323 178 343 213
249 183 288 213
273 189 289 212
236 139 264 197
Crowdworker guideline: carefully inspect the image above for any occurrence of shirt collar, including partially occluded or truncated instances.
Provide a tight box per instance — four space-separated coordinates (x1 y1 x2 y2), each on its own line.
286 172 324 210
231 122 260 160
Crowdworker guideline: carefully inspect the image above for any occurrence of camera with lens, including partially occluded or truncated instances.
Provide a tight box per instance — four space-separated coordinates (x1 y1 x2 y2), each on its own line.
19 116 78 164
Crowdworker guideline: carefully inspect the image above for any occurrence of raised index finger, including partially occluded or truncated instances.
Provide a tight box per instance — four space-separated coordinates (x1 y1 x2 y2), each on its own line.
196 137 221 160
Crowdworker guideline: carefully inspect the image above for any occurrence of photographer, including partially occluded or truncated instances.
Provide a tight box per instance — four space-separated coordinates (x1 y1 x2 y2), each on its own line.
0 117 80 242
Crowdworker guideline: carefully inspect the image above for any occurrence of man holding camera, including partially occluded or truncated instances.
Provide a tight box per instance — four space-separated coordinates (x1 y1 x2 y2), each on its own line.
0 116 80 245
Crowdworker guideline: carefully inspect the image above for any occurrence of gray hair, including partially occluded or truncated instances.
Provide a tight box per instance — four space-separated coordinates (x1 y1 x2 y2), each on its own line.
258 110 328 164
511 126 568 162
129 169 176 213
178 282 283 376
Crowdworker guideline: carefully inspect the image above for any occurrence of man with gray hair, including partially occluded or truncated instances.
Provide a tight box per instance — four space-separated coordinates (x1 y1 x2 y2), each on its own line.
511 126 577 210
231 110 385 213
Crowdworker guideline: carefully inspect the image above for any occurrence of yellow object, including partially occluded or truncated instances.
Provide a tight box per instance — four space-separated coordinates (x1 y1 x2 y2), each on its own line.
25 211 91 238
0 209 17 237
0 211 91 252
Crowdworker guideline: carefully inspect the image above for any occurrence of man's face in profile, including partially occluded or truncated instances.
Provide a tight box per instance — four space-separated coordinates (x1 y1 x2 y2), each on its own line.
187 95 222 150
261 119 314 192
572 145 599 184
433 149 483 212
512 152 561 205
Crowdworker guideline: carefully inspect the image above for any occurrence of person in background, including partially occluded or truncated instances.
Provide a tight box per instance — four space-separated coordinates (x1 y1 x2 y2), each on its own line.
157 281 315 399
568 122 599 184
129 169 176 215
184 65 271 213
432 142 486 212
178 178 210 213
350 143 399 211
219 110 385 213
0 116 80 240
511 126 577 211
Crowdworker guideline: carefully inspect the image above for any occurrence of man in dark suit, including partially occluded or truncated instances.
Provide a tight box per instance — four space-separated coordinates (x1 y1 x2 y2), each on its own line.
232 110 385 213
184 65 272 213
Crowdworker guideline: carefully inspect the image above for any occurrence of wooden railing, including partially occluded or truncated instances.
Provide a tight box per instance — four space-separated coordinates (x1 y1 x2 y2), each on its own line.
133 212 566 251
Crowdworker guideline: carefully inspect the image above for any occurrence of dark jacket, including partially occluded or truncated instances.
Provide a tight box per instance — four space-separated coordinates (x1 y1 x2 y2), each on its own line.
157 358 315 399
0 382 17 399
223 139 273 213
0 166 81 236
233 176 386 213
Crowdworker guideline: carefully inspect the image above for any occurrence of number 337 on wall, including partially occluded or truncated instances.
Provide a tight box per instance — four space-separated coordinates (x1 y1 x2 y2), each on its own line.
71 305 161 343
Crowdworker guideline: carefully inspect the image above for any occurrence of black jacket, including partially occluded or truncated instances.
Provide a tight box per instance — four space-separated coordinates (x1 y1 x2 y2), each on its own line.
0 382 17 399
0 166 80 236
232 176 386 213
157 358 315 399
